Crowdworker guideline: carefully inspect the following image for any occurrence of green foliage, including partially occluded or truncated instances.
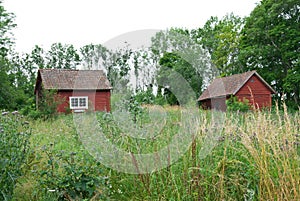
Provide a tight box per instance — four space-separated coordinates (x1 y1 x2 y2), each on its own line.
0 1 24 111
106 108 300 200
239 0 300 106
80 44 111 70
154 94 167 106
9 106 300 200
191 13 243 76
226 96 250 112
36 144 109 200
0 64 21 110
134 87 155 105
0 0 16 57
0 111 31 201
157 52 202 105
151 28 213 101
127 95 145 124
32 89 61 120
46 43 81 69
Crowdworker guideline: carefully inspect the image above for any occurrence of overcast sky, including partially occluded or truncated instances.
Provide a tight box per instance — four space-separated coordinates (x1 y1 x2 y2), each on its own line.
3 0 259 53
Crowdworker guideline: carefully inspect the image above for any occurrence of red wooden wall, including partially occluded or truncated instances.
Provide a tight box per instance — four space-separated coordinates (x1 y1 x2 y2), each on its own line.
56 90 111 113
236 75 272 109
200 75 273 111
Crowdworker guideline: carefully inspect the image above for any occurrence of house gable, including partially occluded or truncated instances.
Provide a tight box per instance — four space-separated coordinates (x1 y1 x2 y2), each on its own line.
235 74 273 108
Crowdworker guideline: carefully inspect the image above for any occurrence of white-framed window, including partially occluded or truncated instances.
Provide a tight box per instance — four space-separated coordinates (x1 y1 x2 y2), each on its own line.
69 96 88 109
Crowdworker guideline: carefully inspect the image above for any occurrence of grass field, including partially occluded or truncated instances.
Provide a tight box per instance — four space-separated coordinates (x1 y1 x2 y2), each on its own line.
13 105 300 200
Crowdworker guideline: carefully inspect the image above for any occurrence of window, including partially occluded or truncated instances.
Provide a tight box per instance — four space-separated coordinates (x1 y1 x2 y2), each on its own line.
69 96 88 109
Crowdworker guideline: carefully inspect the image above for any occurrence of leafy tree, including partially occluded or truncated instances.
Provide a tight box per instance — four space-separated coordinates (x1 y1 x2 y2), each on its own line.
191 13 244 76
6 46 46 110
80 44 111 70
157 52 203 105
131 49 154 92
239 0 300 106
0 62 20 110
46 43 81 69
0 0 16 58
29 45 46 69
108 44 133 90
0 1 20 110
151 28 213 104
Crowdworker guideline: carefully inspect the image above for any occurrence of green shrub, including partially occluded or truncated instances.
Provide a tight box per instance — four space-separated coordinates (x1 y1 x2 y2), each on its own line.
134 89 155 105
0 111 31 201
154 94 167 106
36 144 110 200
226 96 250 112
26 89 62 120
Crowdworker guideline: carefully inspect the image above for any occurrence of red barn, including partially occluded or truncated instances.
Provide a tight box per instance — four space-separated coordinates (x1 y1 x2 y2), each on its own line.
34 69 112 113
197 71 275 111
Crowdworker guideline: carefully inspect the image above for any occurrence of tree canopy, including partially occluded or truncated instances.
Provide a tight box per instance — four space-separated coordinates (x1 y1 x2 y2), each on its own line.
239 0 300 106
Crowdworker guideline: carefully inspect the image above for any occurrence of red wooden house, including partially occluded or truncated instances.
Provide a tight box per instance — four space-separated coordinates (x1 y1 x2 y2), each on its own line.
197 71 275 111
34 69 112 113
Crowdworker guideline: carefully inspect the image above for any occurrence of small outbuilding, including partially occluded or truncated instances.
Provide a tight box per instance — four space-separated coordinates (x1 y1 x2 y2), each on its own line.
34 69 112 113
197 70 275 111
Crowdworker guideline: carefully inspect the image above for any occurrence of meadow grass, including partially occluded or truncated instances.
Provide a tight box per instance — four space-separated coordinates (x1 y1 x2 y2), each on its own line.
13 106 300 200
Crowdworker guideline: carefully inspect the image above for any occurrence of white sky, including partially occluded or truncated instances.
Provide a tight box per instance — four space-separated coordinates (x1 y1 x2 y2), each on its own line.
3 0 259 53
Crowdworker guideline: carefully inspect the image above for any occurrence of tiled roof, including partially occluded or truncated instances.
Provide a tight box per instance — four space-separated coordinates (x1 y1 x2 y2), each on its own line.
197 71 275 101
36 69 112 90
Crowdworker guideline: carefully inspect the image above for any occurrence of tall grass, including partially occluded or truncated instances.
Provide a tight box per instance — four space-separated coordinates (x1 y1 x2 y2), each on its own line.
13 106 300 200
104 106 300 200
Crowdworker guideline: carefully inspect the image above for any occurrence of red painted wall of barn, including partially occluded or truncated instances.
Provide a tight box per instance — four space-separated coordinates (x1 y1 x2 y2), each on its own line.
56 90 111 113
236 74 272 109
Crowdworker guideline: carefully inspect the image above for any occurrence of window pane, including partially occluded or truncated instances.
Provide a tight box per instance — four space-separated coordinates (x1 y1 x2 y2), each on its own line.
79 98 86 107
71 98 78 107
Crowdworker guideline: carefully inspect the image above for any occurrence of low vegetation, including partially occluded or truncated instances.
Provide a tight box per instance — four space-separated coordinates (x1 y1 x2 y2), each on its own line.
0 111 31 201
3 105 299 201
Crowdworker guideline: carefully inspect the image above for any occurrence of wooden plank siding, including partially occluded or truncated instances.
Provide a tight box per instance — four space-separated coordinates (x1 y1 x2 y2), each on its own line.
56 90 111 113
236 75 272 109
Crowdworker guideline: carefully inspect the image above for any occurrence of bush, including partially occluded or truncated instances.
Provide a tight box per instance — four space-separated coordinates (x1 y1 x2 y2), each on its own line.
226 96 250 112
25 89 62 120
36 144 110 200
0 111 31 200
134 89 155 105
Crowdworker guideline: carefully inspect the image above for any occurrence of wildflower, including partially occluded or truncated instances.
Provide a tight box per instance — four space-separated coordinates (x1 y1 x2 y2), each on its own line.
12 111 19 115
41 145 47 151
2 112 9 116
218 136 225 142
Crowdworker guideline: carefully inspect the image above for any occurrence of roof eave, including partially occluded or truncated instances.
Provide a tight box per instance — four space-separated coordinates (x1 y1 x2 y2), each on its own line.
198 94 230 101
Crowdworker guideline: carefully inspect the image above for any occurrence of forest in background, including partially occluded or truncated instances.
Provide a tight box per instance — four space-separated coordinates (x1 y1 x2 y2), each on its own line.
0 0 299 112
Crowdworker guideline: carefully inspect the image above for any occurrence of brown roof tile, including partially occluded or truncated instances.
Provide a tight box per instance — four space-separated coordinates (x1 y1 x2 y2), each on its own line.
36 69 112 91
198 71 275 101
